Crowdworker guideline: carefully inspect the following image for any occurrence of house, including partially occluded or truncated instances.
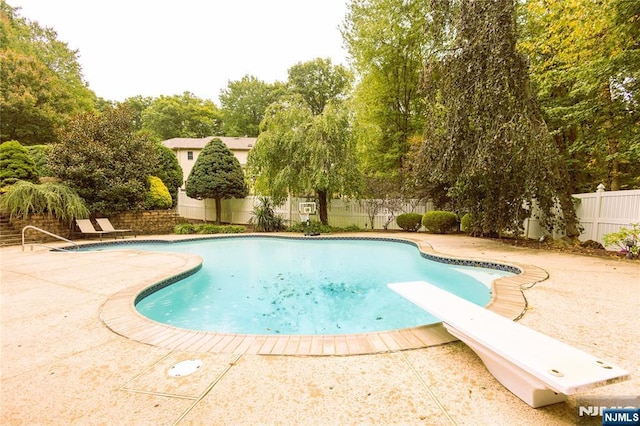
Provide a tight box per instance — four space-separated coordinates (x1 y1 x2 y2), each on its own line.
162 136 256 188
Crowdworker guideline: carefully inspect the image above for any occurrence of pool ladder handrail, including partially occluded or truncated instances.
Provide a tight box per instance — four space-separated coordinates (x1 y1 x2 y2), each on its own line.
22 225 79 252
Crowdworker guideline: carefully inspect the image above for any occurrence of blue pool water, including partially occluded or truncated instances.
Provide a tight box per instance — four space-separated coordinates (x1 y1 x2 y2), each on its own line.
99 237 512 335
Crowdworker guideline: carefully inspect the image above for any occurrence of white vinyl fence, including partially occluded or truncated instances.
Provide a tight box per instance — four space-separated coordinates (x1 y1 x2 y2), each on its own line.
177 187 640 247
177 191 433 230
524 186 640 248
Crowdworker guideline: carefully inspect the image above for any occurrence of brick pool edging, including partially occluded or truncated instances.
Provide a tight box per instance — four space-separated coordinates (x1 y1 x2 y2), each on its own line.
99 234 549 356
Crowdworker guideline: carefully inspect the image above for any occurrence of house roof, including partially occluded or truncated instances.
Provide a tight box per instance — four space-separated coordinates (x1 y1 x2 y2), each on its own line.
162 136 256 151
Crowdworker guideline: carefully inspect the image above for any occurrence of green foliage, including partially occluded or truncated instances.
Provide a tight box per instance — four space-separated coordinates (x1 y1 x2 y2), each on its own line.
603 223 639 257
342 0 429 174
422 211 458 234
248 58 359 225
396 213 423 232
186 138 247 223
287 58 352 115
141 92 222 141
0 3 95 145
521 0 640 191
460 213 473 234
173 223 246 235
286 220 360 234
0 140 39 187
0 180 89 223
219 75 285 137
26 145 52 177
48 105 158 215
144 176 172 210
249 196 285 232
153 143 183 207
414 0 579 237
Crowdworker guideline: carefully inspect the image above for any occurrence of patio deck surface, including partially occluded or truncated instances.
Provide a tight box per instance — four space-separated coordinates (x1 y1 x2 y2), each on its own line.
1 233 638 425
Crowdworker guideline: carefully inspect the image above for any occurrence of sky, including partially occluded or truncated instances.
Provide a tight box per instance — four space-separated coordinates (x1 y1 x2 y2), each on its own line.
10 0 350 103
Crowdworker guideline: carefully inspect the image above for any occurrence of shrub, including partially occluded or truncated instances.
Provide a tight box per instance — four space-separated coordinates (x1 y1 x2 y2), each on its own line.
174 223 196 234
422 211 458 234
173 223 246 235
0 140 39 188
0 180 89 223
460 213 472 233
286 221 361 233
250 196 285 232
603 223 639 258
396 213 423 232
145 176 172 210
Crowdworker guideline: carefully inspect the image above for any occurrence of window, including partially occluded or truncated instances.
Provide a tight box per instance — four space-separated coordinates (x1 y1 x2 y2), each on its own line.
187 151 194 160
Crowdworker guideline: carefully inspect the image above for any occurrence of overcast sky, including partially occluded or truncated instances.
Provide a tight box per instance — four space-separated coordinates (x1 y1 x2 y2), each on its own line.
10 0 350 103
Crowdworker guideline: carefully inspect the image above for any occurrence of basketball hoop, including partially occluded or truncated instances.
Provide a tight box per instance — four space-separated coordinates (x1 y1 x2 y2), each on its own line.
298 202 317 236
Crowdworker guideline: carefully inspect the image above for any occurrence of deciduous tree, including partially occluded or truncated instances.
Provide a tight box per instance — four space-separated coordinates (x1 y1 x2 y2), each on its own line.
219 75 285 137
141 92 222 141
248 59 358 225
415 0 579 237
48 106 157 215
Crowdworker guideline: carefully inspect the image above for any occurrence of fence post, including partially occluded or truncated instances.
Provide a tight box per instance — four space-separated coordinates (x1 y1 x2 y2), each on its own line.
591 184 606 241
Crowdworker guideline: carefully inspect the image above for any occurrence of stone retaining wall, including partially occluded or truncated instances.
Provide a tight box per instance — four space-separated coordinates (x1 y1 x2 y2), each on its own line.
12 209 185 243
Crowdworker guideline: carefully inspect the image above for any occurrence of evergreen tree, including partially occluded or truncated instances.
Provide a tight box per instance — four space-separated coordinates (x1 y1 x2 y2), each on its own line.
185 138 247 223
0 140 39 187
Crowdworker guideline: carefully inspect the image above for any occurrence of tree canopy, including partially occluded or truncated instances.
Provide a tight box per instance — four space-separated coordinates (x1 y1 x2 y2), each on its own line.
248 58 359 225
141 92 222 141
521 0 640 192
0 1 95 145
185 138 247 223
342 0 428 176
413 0 579 237
219 75 285 137
48 105 158 215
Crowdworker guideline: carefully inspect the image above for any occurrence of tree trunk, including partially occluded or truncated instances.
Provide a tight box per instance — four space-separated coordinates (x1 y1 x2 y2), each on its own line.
215 197 222 224
317 190 328 225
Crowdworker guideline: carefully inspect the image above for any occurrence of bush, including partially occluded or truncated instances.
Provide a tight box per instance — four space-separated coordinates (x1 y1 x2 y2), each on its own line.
173 223 246 235
0 140 39 188
460 213 472 233
144 176 172 210
422 211 458 234
396 213 423 232
603 223 639 258
286 220 362 233
0 180 89 223
250 196 285 232
174 223 196 234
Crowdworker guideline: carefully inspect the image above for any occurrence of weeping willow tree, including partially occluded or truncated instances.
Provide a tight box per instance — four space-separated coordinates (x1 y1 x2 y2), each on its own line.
414 0 580 237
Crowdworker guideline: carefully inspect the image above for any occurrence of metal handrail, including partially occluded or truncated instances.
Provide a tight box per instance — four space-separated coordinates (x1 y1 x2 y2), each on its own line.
22 225 79 252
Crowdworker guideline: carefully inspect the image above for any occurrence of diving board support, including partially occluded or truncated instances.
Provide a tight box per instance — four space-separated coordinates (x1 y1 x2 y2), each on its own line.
388 281 630 408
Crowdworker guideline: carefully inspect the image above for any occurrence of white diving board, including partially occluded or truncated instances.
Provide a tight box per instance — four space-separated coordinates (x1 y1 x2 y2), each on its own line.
388 281 630 408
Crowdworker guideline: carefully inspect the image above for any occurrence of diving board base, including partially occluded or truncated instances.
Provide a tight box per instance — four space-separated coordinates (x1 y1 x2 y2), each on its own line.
443 324 567 408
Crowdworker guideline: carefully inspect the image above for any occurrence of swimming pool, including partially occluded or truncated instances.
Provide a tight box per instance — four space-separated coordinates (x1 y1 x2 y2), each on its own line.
96 236 515 335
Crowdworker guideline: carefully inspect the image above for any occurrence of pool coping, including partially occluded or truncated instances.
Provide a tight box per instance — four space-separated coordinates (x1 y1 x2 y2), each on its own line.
98 234 549 356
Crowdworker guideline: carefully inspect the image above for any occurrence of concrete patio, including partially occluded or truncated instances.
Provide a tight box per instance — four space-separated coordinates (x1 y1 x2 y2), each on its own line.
1 233 638 425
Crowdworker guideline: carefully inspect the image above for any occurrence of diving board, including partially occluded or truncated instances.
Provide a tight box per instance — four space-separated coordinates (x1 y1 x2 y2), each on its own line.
388 281 630 408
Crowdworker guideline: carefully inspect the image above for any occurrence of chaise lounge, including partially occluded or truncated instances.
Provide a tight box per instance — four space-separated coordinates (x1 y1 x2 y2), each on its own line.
75 219 111 241
96 218 135 239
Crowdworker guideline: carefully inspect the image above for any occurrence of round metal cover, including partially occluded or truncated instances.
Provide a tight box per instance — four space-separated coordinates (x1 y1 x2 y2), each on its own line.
167 359 202 377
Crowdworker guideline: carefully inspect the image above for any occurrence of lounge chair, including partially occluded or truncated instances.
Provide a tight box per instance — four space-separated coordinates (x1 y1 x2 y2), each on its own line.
75 219 110 241
96 218 135 239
